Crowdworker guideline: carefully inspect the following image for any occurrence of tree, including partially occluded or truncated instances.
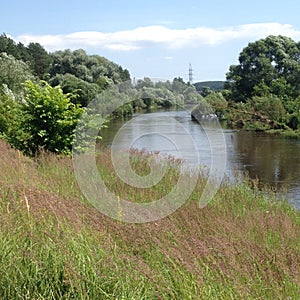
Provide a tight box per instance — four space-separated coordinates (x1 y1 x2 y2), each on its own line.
49 49 130 85
205 92 228 118
284 95 300 129
226 35 300 102
0 34 21 59
27 42 52 78
7 80 83 155
251 95 286 122
0 34 51 78
16 42 33 63
171 77 187 93
0 53 34 96
49 73 102 107
191 99 213 120
136 77 155 89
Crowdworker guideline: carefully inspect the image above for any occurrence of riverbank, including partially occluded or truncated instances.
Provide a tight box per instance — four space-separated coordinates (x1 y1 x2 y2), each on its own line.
266 128 300 139
0 139 299 299
220 104 300 140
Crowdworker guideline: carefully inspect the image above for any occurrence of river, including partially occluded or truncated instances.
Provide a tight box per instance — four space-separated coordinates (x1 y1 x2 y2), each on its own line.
98 109 300 209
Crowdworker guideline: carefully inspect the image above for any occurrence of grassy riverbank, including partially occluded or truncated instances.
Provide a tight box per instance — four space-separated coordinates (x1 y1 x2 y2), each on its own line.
0 140 299 299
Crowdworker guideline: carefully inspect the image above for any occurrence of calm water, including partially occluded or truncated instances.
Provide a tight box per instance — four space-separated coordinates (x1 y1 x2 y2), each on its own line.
99 110 300 209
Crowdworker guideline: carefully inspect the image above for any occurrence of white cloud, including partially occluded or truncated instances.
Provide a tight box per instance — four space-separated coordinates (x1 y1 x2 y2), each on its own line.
105 44 141 51
15 23 300 52
163 56 174 60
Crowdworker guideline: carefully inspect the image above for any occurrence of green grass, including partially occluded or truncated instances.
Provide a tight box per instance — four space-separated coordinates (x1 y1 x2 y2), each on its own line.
0 140 299 299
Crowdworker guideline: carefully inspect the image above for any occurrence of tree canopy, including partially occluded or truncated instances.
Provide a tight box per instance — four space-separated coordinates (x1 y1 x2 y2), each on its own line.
49 49 130 84
225 35 300 131
48 49 130 106
226 35 300 102
0 34 52 78
0 52 35 95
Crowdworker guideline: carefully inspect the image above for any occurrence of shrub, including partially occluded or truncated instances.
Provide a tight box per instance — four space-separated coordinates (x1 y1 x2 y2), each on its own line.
7 80 83 155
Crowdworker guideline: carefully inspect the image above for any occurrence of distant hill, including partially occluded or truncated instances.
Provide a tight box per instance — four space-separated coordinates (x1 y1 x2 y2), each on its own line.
194 81 226 92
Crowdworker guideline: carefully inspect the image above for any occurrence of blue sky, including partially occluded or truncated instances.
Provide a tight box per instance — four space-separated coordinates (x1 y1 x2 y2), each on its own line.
2 0 300 81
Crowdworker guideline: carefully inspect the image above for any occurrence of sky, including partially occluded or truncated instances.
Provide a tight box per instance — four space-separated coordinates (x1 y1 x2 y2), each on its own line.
2 0 300 82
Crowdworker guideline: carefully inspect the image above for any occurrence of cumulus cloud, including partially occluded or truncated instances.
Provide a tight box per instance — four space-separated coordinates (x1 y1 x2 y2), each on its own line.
15 23 300 52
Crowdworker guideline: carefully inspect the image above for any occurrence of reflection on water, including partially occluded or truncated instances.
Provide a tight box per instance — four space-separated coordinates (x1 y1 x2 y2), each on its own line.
227 131 300 207
99 110 300 209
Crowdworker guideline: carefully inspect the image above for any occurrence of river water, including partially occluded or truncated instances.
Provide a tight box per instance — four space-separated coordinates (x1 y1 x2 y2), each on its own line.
99 109 300 209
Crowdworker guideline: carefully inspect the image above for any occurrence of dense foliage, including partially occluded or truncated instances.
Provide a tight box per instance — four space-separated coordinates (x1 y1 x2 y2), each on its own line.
0 52 35 95
225 35 300 132
49 49 130 107
4 81 83 155
0 34 52 78
226 35 300 102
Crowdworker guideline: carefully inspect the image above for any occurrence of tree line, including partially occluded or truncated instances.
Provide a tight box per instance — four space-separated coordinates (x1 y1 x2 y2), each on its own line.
0 34 208 155
1 33 300 156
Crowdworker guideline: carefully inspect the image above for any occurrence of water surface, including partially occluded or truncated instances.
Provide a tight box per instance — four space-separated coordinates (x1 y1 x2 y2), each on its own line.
99 110 300 208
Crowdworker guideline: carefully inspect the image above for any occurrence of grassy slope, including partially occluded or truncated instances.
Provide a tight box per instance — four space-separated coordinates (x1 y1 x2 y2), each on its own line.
0 140 299 299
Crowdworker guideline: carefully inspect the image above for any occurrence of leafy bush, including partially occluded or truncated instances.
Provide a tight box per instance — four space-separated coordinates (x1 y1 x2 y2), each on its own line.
0 93 20 136
251 95 286 122
205 92 228 117
6 80 83 155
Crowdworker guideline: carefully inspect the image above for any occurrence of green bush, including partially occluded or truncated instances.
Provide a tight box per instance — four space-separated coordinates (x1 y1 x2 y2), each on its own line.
252 94 286 122
7 80 83 155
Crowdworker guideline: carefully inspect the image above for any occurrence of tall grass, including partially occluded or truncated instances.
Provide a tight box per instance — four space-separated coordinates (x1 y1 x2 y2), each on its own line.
0 140 299 299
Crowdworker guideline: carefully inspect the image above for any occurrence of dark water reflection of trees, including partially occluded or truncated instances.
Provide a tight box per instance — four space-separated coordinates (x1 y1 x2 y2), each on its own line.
230 131 300 186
